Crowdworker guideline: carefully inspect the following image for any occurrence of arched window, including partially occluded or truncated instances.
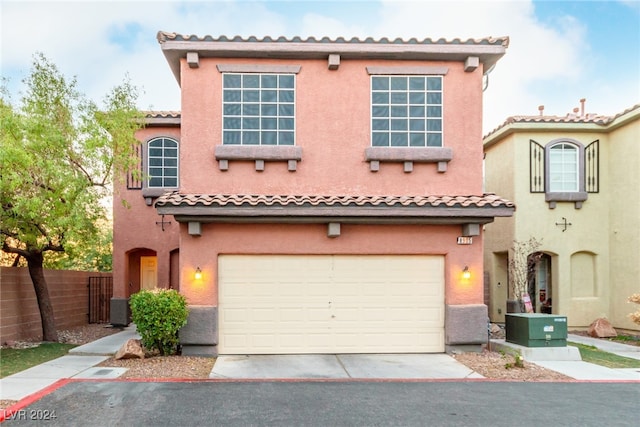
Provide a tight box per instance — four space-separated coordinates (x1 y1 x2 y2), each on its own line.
147 137 178 188
530 138 597 208
548 142 578 192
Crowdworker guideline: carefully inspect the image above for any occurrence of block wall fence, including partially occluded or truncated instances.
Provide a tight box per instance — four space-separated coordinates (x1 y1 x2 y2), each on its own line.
1 267 112 344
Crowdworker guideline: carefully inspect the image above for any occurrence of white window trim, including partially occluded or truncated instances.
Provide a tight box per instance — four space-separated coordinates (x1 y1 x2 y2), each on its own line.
370 74 444 150
141 137 179 199
366 70 449 173
221 72 296 147
544 139 587 208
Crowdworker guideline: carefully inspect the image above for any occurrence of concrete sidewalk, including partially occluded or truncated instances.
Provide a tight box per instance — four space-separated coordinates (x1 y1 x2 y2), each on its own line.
492 334 640 381
543 333 640 380
2 328 639 403
0 325 140 401
566 333 640 360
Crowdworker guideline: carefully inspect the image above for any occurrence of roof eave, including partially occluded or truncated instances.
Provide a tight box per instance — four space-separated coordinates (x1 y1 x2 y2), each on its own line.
159 37 507 85
156 204 515 224
484 121 613 148
484 104 640 147
143 116 181 127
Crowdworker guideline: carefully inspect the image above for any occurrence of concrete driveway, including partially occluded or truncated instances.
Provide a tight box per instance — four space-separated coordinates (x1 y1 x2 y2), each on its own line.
210 354 483 379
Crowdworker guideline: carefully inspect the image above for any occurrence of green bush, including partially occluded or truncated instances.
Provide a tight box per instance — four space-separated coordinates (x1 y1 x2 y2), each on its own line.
129 289 188 356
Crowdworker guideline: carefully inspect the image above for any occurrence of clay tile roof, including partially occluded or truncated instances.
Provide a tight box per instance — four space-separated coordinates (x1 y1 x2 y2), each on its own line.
155 192 514 209
156 32 510 47
485 103 640 138
141 111 181 127
143 111 181 119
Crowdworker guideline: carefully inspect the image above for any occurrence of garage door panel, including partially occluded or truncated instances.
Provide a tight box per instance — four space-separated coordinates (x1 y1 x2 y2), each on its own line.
224 334 250 349
279 308 305 322
219 255 444 354
280 334 331 349
222 308 249 323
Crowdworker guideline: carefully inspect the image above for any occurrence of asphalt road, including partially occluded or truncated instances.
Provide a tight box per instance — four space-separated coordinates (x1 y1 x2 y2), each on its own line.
3 380 639 426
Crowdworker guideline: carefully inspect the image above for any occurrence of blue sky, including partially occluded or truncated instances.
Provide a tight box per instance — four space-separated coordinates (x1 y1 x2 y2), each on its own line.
1 0 638 133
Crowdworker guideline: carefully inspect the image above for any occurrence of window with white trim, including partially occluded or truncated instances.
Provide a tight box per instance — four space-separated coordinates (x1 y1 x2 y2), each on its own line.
222 73 295 146
147 137 178 188
529 138 599 209
371 75 443 147
549 142 578 192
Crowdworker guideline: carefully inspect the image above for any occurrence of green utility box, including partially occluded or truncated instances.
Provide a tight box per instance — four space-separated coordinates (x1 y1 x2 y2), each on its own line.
505 313 568 347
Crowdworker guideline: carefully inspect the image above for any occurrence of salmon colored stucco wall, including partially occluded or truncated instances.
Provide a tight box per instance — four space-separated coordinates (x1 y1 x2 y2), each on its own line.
178 223 484 307
112 126 181 298
178 57 485 196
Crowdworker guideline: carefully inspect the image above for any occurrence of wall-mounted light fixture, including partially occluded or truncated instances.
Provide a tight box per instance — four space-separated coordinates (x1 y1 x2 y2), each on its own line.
194 267 202 280
462 266 471 280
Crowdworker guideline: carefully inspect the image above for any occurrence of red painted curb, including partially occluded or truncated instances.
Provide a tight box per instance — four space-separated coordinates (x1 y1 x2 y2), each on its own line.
0 379 71 423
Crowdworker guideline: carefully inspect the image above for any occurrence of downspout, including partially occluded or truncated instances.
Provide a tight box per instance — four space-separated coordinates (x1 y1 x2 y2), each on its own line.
482 64 496 92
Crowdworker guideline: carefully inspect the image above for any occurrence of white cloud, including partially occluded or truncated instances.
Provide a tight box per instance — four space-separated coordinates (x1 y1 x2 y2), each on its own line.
2 0 636 132
370 0 598 130
298 13 368 39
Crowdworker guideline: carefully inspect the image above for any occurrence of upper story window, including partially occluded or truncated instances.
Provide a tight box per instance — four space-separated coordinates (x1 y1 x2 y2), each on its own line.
371 75 443 148
147 137 178 188
548 143 578 192
530 138 599 209
222 73 295 146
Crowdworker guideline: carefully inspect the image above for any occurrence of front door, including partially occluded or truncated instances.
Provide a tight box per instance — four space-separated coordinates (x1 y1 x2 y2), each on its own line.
140 256 158 290
536 254 552 313
528 253 552 313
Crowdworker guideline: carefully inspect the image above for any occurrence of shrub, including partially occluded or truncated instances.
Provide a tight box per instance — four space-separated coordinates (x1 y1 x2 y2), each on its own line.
129 288 188 356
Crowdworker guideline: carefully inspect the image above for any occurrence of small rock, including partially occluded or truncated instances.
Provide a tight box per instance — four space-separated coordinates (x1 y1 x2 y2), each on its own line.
115 339 145 360
587 318 617 338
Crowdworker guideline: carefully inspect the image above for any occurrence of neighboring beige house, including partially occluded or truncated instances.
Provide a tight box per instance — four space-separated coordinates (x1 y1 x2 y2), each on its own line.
483 101 640 331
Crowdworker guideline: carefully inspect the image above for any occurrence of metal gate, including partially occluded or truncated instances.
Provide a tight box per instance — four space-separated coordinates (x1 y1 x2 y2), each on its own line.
88 276 113 323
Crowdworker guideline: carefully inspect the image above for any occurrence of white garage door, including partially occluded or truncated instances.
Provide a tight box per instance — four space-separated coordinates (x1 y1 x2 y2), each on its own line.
218 255 444 354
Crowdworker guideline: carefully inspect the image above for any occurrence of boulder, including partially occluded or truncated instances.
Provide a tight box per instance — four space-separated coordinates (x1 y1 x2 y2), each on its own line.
115 339 145 360
587 318 617 338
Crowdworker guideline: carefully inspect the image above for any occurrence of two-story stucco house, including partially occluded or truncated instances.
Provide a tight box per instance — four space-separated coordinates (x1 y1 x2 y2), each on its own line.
483 101 640 332
111 32 514 356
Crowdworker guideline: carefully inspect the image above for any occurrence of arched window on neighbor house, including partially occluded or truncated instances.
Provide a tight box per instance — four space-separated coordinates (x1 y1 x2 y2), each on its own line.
548 142 578 192
529 138 598 209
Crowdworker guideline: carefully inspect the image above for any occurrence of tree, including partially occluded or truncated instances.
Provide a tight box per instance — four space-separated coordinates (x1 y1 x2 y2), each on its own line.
44 222 113 272
0 53 142 341
2 217 114 272
508 237 542 312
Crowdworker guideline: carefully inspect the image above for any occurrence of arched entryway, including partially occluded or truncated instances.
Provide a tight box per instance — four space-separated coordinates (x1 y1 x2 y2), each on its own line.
126 248 157 297
528 252 552 313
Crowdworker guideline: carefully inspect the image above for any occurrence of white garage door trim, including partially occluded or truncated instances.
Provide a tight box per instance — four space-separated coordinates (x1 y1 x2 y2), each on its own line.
218 255 444 354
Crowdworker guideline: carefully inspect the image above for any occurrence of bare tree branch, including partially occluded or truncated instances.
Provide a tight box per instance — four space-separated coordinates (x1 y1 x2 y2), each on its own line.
11 253 21 267
2 242 30 259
